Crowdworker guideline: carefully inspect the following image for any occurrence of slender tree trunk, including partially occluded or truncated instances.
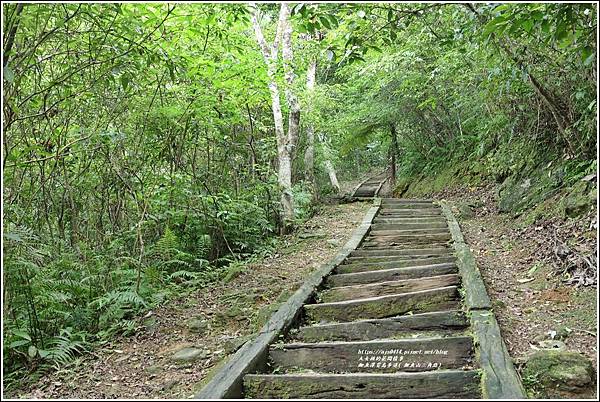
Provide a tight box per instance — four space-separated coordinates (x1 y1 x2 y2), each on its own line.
317 133 341 193
250 3 295 230
304 58 317 197
389 123 399 185
324 159 340 192
281 5 301 162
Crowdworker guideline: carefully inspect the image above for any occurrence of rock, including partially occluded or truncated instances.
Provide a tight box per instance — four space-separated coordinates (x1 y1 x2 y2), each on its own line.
145 364 162 374
187 318 209 334
498 165 565 214
561 181 596 218
456 202 474 219
171 347 208 363
299 231 326 239
538 340 566 351
327 238 341 247
161 379 179 391
523 350 594 396
223 336 250 354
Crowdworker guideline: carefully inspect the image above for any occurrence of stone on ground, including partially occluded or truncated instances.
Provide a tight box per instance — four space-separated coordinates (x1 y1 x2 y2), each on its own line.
187 318 209 334
523 350 594 396
171 347 208 363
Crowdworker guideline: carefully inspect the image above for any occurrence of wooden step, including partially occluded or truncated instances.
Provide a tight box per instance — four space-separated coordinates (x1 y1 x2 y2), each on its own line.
338 258 456 274
373 218 447 225
368 229 450 237
380 208 442 214
244 370 481 398
382 204 439 209
362 235 451 248
365 232 451 241
382 198 434 204
371 222 448 231
294 310 468 342
269 336 474 373
349 247 450 258
345 253 452 265
327 264 459 287
305 286 460 322
320 274 460 303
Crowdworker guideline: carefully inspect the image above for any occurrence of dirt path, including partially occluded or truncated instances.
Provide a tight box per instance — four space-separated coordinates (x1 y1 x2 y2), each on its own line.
11 202 371 399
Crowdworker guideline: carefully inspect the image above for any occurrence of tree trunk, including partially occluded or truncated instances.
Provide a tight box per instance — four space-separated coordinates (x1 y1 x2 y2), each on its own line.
389 123 399 185
324 159 340 193
250 3 295 230
318 133 341 193
304 58 317 197
281 4 301 162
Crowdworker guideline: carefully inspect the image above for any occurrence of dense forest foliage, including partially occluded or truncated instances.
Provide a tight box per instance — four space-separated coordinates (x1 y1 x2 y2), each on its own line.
2 2 597 385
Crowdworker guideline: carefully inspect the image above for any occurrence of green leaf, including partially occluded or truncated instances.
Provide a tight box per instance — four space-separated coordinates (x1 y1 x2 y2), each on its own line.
38 349 51 358
13 330 32 341
9 339 30 348
3 65 15 83
327 15 338 28
28 345 38 358
319 15 331 29
581 46 595 66
120 74 130 91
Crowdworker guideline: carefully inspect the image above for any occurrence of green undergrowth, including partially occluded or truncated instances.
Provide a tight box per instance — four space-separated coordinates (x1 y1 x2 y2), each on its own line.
2 194 312 392
394 139 596 222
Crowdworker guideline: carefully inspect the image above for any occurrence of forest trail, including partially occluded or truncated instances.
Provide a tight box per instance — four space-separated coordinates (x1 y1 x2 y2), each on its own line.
198 198 526 399
351 171 390 198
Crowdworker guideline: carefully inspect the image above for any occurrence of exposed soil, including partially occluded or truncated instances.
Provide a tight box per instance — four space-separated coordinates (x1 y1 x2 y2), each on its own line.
425 183 597 398
8 201 371 399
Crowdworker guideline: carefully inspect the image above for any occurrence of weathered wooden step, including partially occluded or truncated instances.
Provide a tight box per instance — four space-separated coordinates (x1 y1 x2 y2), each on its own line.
368 229 450 237
305 286 460 322
382 204 439 209
294 310 468 342
380 210 442 216
327 264 459 287
362 235 451 248
345 253 453 263
373 218 447 225
366 232 451 241
371 222 448 231
268 336 474 373
244 370 482 399
382 198 434 204
349 247 450 258
320 274 460 303
338 258 456 274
